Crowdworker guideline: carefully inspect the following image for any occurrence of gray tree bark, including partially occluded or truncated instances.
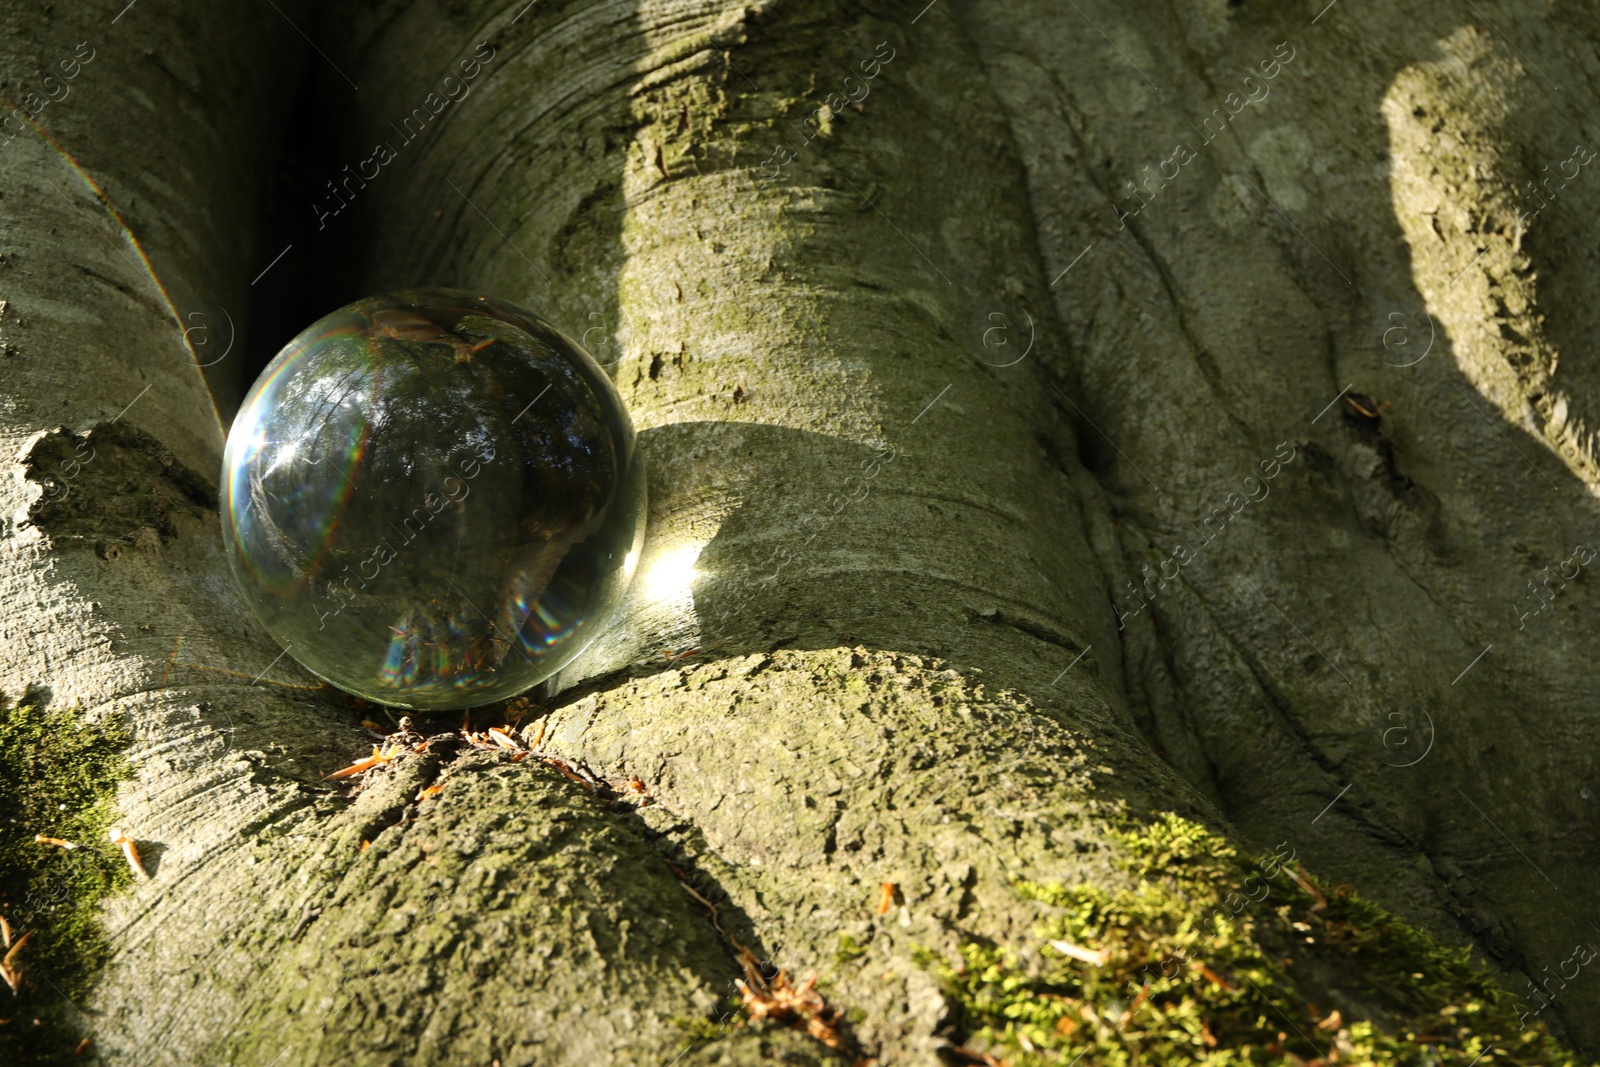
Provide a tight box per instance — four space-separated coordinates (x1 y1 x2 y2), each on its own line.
1 0 1597 1063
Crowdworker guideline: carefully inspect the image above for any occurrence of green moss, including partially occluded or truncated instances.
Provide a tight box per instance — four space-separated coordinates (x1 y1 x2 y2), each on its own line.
0 700 132 1065
672 1007 737 1052
835 933 868 966
917 812 1586 1065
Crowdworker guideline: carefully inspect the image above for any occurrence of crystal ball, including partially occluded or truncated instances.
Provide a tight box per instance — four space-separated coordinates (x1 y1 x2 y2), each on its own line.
221 289 645 710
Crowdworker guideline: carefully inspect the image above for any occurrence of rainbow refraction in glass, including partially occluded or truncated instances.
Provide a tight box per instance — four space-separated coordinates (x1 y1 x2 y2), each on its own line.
221 289 644 710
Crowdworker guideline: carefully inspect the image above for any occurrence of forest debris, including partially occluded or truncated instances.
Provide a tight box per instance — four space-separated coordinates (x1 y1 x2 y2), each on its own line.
735 969 849 1052
287 904 322 941
1 931 32 994
1342 392 1389 422
877 882 898 916
107 828 147 878
0 915 11 949
678 881 728 939
545 757 594 791
712 906 859 1057
322 743 401 781
1284 865 1328 911
502 697 535 728
416 783 446 801
73 1037 90 1056
463 725 520 753
461 724 612 792
733 940 764 986
33 835 77 849
1046 939 1108 967
1118 981 1149 1028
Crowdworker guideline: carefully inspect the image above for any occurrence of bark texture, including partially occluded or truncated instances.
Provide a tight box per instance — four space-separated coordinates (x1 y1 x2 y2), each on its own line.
0 0 1595 1063
964 0 1600 1049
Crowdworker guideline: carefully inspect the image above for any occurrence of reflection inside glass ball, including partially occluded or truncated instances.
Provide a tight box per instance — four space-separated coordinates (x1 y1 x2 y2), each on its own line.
221 288 644 710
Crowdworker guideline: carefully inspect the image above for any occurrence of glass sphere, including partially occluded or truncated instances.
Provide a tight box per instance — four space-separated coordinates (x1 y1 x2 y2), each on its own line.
221 288 645 710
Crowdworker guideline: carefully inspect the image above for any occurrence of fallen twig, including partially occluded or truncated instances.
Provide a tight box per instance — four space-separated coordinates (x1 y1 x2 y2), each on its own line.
287 904 322 942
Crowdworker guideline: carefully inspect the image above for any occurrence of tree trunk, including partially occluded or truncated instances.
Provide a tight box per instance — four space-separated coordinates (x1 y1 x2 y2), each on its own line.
2 0 1597 1063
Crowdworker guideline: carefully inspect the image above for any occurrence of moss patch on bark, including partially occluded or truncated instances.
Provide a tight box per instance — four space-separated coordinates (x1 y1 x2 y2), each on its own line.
918 814 1585 1065
0 699 132 1065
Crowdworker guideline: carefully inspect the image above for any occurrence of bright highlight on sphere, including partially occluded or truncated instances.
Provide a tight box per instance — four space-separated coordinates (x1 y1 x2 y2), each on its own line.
221 288 645 710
